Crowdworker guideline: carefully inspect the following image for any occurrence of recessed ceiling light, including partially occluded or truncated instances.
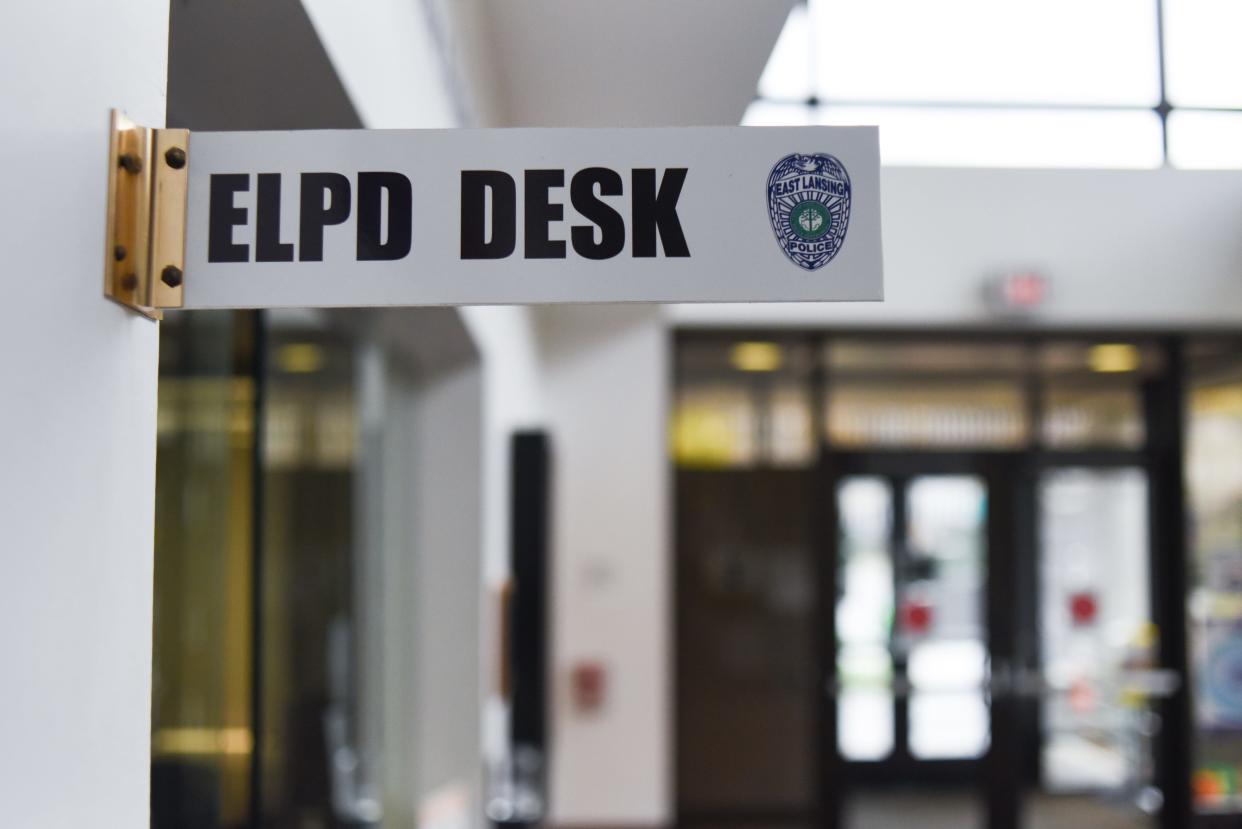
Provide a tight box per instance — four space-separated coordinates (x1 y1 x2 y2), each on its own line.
276 343 325 374
1088 343 1139 373
731 341 783 372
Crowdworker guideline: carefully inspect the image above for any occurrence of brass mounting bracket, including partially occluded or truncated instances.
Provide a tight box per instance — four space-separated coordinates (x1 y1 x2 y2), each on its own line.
104 110 189 320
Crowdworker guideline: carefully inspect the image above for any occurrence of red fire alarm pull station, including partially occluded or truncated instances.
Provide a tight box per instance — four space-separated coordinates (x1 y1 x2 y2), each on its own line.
1070 591 1099 627
900 599 934 636
571 662 606 713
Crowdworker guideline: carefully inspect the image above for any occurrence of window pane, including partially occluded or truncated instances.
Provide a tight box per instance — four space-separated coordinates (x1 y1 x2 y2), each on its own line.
769 385 815 466
828 340 1027 374
1043 384 1145 449
153 312 255 829
261 324 360 825
1165 0 1242 108
672 385 757 468
1169 111 1242 170
1039 468 1152 800
837 478 896 761
809 0 1160 106
1040 341 1158 448
1187 344 1242 815
825 339 1029 448
816 106 1163 168
905 477 989 761
838 477 894 645
758 4 813 101
828 379 1027 447
838 647 895 760
742 99 814 127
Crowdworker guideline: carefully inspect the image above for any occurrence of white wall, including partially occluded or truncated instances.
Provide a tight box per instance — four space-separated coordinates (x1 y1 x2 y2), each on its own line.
300 0 503 129
483 0 791 128
536 306 672 826
672 166 1242 328
0 0 167 824
300 0 458 129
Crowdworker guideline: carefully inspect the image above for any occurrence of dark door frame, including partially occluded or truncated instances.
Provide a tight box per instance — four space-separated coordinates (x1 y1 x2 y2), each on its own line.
816 449 1024 829
672 329 1203 829
816 438 1191 829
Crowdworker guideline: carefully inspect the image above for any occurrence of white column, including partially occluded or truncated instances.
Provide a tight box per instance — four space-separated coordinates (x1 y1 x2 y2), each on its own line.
538 305 672 826
0 1 167 824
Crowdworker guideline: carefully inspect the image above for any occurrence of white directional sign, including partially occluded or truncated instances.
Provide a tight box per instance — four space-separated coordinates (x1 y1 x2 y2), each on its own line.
180 126 882 308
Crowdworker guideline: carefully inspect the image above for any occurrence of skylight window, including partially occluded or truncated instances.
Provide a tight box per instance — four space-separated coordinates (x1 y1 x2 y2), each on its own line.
810 0 1158 107
758 2 813 102
1164 0 1242 108
748 0 1242 168
816 106 1163 169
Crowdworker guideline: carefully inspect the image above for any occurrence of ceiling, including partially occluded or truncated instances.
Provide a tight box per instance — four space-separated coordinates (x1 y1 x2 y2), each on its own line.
480 0 794 127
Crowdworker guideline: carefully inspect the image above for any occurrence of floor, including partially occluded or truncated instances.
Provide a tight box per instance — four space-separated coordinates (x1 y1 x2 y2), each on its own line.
849 790 1153 829
702 790 1154 829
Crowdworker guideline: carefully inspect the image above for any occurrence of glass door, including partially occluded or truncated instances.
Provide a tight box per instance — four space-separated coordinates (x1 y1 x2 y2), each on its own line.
1031 465 1160 828
827 454 1002 829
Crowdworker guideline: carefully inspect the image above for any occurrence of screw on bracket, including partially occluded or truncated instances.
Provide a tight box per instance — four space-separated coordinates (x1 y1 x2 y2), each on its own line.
164 147 186 169
118 153 142 174
160 265 183 288
113 245 127 262
120 272 138 292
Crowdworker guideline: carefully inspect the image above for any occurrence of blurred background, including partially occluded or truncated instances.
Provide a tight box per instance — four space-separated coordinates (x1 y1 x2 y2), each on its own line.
150 2 1242 828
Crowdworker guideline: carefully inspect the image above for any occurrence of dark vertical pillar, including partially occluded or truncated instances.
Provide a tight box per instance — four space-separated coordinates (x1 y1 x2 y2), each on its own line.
815 446 841 829
1145 337 1194 829
1019 338 1047 787
985 457 1021 829
812 337 841 829
891 478 911 765
248 309 267 829
506 431 551 827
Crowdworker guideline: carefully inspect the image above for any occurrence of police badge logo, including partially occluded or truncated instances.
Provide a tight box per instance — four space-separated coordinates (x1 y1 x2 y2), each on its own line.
766 153 851 271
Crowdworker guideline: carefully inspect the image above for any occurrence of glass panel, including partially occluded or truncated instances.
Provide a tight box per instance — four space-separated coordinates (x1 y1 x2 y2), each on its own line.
1039 341 1156 449
816 106 1164 169
758 3 813 101
769 384 815 466
825 339 1028 448
153 311 256 829
259 320 361 825
1188 346 1242 816
828 381 1026 448
1039 341 1163 376
1037 468 1155 829
1043 384 1144 449
828 340 1028 374
808 0 1160 106
742 99 815 127
1164 0 1242 108
676 338 816 377
837 478 895 760
672 385 758 467
905 476 989 760
1168 111 1242 170
673 340 816 467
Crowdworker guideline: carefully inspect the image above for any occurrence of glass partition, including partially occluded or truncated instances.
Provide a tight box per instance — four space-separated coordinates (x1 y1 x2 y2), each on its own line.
1187 343 1242 818
152 311 256 829
154 311 401 829
837 477 895 761
905 476 988 762
1037 468 1156 826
